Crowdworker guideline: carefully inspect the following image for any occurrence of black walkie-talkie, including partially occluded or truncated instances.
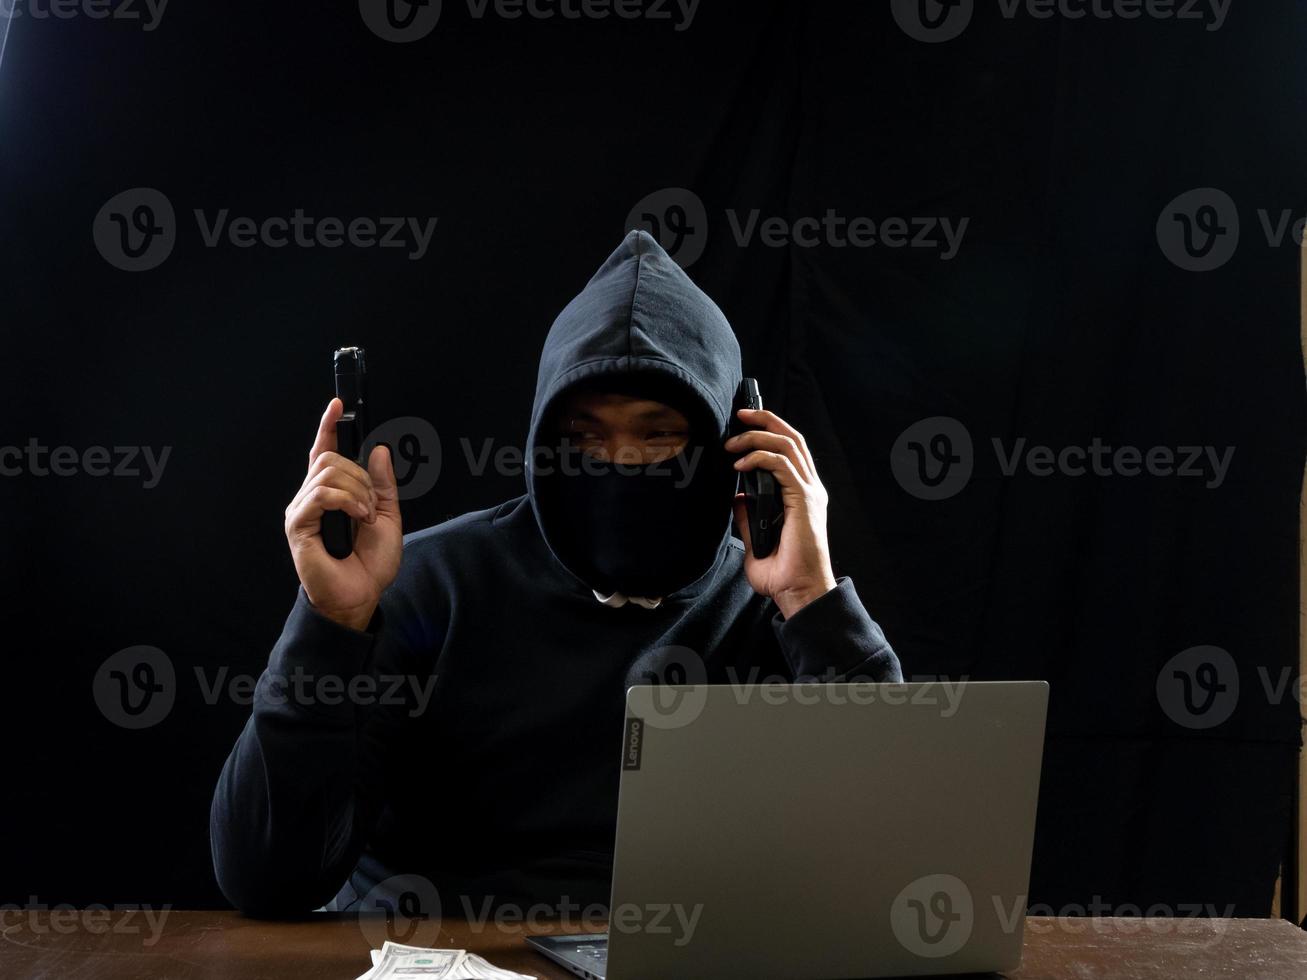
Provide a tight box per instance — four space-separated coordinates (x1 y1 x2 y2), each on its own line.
732 378 784 558
323 347 367 560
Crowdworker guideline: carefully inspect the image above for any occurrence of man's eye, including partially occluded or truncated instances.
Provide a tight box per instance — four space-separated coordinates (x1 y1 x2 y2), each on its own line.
646 430 688 441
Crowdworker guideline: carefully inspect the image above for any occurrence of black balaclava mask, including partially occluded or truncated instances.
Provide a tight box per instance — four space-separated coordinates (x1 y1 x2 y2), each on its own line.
536 372 736 598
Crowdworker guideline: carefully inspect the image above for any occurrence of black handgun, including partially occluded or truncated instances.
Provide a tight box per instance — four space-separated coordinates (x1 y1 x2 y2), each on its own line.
731 378 784 558
322 347 367 560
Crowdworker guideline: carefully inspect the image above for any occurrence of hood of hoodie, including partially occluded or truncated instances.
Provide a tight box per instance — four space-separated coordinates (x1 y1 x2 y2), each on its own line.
525 229 743 591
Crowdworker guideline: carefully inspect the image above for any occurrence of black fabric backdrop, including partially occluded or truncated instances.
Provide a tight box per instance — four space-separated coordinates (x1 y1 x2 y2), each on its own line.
2 2 1304 914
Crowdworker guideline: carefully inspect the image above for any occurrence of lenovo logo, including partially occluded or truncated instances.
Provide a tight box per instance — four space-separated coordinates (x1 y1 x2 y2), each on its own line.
622 717 644 771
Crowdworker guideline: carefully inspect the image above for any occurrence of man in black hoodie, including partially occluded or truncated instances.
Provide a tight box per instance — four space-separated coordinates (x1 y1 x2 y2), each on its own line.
210 230 902 918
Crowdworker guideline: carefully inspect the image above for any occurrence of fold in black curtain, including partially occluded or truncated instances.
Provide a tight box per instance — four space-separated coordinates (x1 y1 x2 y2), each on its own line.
707 5 1306 914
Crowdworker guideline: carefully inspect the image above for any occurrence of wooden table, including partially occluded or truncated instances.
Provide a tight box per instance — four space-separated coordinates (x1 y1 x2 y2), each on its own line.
1 910 1305 978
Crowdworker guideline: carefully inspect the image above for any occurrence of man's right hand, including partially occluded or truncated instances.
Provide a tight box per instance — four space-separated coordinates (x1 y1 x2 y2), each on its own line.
284 398 402 631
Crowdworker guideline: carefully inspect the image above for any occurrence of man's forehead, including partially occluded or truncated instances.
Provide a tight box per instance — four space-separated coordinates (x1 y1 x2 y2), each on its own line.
558 388 688 421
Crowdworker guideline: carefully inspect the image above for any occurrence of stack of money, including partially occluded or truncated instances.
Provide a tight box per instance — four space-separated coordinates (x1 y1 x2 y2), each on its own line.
355 940 537 979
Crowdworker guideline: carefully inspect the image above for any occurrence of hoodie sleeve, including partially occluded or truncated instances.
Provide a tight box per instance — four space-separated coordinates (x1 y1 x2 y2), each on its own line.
209 586 431 917
767 576 903 682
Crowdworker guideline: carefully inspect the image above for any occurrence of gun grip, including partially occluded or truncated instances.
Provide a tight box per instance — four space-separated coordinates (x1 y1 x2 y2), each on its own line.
322 413 362 560
743 468 784 559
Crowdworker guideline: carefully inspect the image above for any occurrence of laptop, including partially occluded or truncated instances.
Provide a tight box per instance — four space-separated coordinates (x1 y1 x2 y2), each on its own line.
528 681 1048 980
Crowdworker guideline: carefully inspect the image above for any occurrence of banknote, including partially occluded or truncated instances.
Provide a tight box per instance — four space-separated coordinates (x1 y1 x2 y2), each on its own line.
356 940 535 980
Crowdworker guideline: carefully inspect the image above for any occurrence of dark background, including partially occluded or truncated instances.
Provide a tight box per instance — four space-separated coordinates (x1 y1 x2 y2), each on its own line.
2 1 1304 916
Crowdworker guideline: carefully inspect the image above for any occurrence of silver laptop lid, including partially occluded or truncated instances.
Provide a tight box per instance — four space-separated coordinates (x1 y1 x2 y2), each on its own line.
607 681 1048 980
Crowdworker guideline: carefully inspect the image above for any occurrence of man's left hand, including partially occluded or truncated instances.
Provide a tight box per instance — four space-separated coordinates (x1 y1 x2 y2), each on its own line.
725 408 838 619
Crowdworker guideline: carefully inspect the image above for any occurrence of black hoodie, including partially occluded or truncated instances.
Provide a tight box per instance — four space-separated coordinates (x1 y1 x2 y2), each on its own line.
209 230 902 917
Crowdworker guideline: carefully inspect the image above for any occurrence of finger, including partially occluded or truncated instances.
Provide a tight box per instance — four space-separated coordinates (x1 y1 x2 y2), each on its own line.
725 428 813 483
732 494 752 555
292 454 376 512
309 398 343 466
304 449 375 496
286 485 371 538
368 444 402 520
291 464 376 520
287 479 373 530
736 408 817 477
734 449 804 495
